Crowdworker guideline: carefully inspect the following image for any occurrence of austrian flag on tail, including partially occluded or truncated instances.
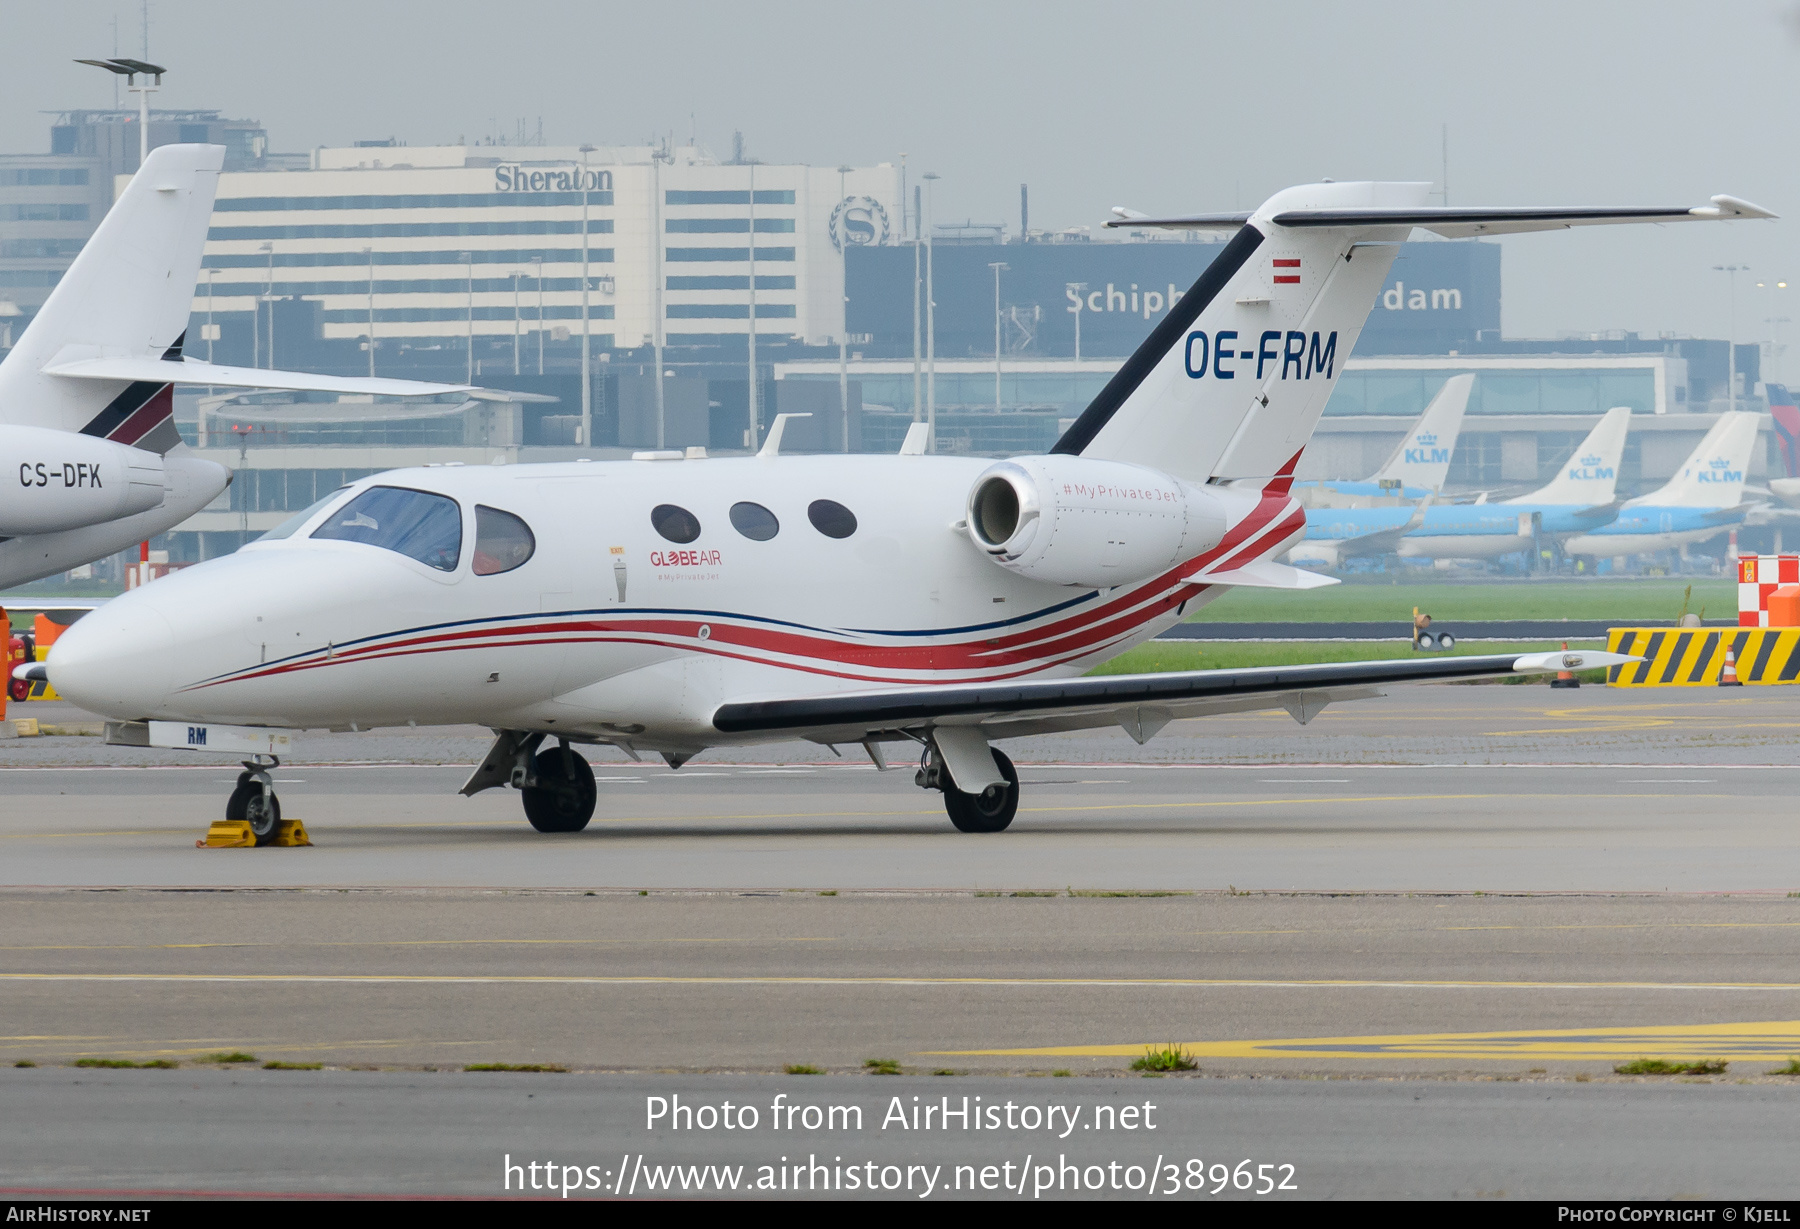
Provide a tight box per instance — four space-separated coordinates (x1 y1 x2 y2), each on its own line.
1272 258 1301 285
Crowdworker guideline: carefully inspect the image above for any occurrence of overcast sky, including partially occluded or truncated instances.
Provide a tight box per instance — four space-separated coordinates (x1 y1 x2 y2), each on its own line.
4 0 1799 351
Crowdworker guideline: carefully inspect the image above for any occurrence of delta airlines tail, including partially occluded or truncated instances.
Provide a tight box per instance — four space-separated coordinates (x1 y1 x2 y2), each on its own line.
1506 405 1632 507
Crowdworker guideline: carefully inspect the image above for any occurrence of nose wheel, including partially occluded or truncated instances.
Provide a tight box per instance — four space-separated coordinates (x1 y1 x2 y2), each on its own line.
226 759 283 846
520 743 597 833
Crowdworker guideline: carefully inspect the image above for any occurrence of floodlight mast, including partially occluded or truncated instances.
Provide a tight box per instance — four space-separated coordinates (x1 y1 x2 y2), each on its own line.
74 58 165 167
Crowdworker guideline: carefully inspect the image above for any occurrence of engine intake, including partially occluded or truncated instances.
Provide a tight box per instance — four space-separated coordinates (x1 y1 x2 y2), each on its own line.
965 455 1237 588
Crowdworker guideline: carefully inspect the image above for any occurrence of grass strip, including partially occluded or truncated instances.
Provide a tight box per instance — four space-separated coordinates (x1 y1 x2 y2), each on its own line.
1614 1058 1728 1075
1130 1045 1198 1073
464 1063 568 1073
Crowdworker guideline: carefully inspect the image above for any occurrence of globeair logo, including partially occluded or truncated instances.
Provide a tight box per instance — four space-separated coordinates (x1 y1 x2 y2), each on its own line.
1568 452 1614 481
1698 456 1743 483
1404 431 1448 465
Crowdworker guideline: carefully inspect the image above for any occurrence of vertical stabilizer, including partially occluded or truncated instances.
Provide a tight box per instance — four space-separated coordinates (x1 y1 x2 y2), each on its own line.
1367 373 1473 491
1630 411 1760 508
1508 405 1631 506
1053 182 1421 485
0 144 223 452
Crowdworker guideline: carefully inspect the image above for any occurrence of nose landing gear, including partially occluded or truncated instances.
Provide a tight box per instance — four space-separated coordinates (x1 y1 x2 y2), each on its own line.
226 757 283 846
519 741 597 833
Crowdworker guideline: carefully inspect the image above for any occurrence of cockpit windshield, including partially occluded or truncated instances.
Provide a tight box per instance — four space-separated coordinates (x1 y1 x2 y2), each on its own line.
309 485 463 571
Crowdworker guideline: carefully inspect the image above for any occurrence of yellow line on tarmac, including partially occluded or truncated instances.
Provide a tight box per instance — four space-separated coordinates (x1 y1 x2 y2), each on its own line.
5 973 1800 990
0 937 838 952
936 1020 1800 1061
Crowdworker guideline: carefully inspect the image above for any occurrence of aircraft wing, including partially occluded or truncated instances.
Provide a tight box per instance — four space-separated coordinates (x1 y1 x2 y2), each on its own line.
41 355 474 398
1317 494 1434 559
711 649 1636 746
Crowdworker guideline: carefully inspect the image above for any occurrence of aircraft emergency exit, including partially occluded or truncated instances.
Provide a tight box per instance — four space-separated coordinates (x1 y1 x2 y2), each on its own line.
33 181 1769 841
0 144 472 589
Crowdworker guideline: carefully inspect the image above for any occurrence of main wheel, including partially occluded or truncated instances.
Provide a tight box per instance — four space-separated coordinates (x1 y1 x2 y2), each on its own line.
521 745 596 833
226 776 283 847
943 747 1019 833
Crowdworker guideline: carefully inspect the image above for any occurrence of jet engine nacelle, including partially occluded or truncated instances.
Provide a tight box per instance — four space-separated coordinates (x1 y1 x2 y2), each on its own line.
965 455 1231 588
0 425 167 536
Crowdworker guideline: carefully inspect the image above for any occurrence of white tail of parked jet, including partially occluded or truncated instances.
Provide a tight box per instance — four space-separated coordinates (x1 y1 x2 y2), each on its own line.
1630 411 1760 508
1056 186 1773 490
1368 372 1473 492
1506 405 1632 507
0 143 470 458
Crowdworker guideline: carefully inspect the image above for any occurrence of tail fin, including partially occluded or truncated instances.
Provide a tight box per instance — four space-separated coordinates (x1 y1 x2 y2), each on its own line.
1053 182 1418 484
0 144 223 452
1632 411 1760 508
1054 184 1772 487
1367 373 1473 491
1509 405 1631 506
1766 383 1800 479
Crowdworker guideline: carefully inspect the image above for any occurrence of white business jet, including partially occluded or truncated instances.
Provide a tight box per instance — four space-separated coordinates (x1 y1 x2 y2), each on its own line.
0 144 470 589
33 182 1769 841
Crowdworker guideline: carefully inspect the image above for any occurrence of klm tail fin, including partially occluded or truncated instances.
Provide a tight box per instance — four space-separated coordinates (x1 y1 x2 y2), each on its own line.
0 144 222 452
1631 412 1760 508
1368 373 1473 491
1510 405 1631 506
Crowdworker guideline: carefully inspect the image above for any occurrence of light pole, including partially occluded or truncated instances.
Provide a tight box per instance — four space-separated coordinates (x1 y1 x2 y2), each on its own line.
1757 279 1788 385
923 172 939 450
364 247 376 377
580 144 595 447
1066 281 1087 364
746 160 758 449
531 256 544 375
74 58 163 168
1716 264 1748 413
652 146 670 449
259 241 274 369
512 269 523 376
204 267 215 363
461 251 475 384
989 261 1008 409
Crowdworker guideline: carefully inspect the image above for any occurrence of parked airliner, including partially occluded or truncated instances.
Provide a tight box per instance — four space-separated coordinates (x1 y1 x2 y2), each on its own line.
1288 404 1633 568
1562 411 1761 559
0 144 472 590
29 156 1767 840
1291 372 1473 509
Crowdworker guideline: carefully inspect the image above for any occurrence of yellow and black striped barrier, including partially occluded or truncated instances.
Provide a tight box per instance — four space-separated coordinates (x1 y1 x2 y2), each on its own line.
1606 627 1800 686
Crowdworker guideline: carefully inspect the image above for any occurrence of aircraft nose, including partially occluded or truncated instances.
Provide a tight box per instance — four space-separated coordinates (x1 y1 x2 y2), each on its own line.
48 598 180 720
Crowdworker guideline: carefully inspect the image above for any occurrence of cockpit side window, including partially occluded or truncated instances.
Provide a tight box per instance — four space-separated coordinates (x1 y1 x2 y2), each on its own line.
309 485 463 572
472 505 536 575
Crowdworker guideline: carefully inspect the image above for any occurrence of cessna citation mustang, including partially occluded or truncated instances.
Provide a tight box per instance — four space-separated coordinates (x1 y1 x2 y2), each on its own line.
0 144 470 589
33 182 1769 842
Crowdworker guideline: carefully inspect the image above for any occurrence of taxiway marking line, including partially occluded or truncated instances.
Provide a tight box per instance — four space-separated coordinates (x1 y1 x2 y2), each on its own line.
6 973 1800 990
0 937 839 952
936 1019 1800 1061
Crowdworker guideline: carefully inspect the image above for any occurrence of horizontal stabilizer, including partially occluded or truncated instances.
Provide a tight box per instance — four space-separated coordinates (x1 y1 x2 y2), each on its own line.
1200 560 1340 590
42 355 473 398
1107 196 1776 237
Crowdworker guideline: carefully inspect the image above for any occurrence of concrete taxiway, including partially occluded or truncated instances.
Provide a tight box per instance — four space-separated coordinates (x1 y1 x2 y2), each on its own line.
3 1070 1795 1200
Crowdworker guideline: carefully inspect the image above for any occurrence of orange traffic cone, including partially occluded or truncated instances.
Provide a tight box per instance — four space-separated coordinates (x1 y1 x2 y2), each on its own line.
1719 646 1743 687
1550 641 1580 689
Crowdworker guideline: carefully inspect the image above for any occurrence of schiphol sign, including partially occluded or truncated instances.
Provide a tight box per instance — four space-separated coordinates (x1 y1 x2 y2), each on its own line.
493 165 615 193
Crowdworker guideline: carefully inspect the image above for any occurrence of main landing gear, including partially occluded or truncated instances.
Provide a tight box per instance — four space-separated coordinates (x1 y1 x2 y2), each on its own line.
915 738 1020 833
226 757 282 846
